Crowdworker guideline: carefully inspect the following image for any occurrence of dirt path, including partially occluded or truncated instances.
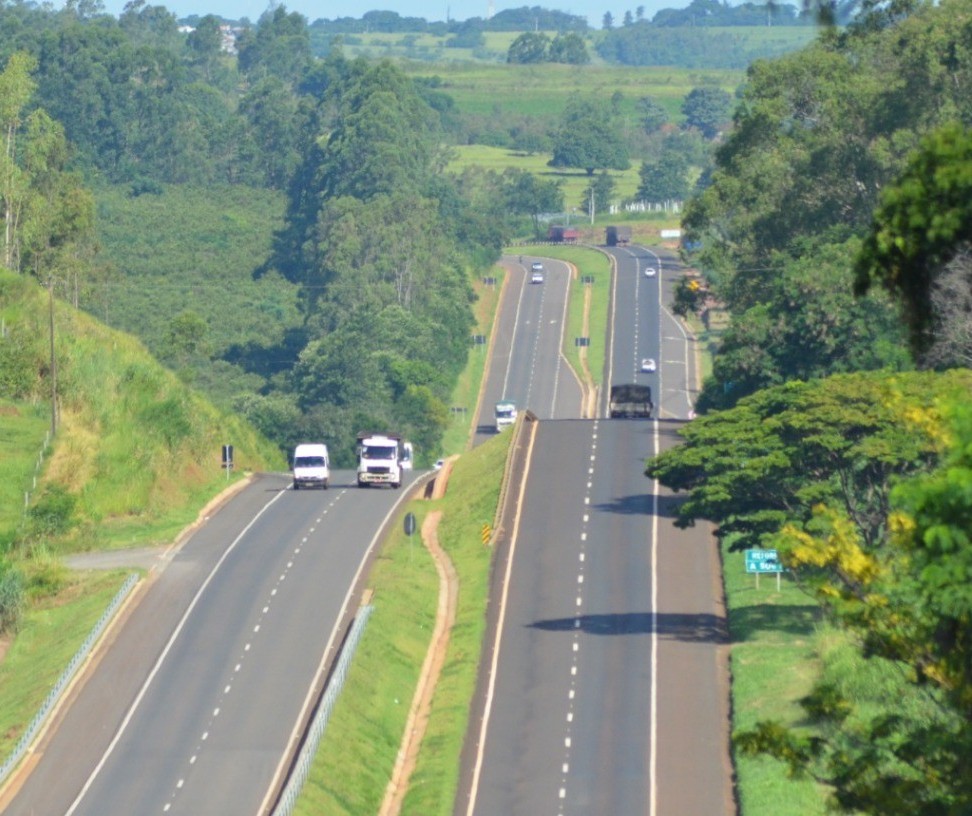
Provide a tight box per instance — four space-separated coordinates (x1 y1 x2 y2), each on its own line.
378 507 458 816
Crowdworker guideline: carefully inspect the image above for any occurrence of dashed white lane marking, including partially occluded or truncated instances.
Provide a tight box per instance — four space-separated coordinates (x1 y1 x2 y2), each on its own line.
557 420 599 815
157 487 347 814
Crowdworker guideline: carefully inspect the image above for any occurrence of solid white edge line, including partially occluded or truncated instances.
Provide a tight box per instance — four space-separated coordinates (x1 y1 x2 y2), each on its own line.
258 482 417 815
501 264 529 400
465 421 539 816
650 414 660 816
65 481 291 816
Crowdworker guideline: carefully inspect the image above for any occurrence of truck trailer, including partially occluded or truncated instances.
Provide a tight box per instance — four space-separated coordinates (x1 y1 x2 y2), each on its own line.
606 225 632 246
609 384 653 418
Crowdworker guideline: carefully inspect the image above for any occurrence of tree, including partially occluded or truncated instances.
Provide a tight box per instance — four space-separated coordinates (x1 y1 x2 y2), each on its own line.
506 32 549 63
923 249 972 369
582 171 614 215
0 52 37 271
548 32 590 64
237 6 312 84
637 154 690 203
503 169 564 238
638 96 668 134
694 240 910 411
602 11 614 29
681 86 732 139
186 14 223 82
549 98 630 176
736 397 972 815
854 123 972 356
644 369 972 552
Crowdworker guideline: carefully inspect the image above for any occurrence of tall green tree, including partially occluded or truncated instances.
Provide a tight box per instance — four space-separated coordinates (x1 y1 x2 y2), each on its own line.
638 95 669 134
548 32 589 64
549 97 630 176
506 32 549 63
503 168 564 238
854 122 972 356
681 86 733 139
0 51 37 271
637 154 690 203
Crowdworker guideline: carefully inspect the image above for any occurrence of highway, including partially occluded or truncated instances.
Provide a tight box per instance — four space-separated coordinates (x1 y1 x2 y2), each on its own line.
461 244 733 815
3 243 731 816
2 471 419 815
473 255 585 444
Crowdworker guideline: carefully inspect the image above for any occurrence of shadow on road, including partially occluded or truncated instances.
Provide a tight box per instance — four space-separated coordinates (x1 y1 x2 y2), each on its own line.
527 611 728 644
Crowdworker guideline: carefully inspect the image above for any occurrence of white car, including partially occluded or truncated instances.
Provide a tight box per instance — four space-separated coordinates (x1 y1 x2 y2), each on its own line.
641 358 656 373
531 271 544 284
531 261 544 272
644 266 657 277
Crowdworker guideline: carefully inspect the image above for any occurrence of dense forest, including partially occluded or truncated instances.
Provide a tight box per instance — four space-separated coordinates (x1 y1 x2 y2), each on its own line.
0 2 539 466
0 0 741 465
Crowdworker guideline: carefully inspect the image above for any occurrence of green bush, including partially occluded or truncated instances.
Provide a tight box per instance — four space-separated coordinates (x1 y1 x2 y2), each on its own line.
0 327 42 398
26 485 77 537
0 560 25 633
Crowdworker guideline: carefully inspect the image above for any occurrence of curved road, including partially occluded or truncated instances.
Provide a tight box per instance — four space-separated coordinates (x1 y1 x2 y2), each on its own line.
474 255 584 445
2 471 420 815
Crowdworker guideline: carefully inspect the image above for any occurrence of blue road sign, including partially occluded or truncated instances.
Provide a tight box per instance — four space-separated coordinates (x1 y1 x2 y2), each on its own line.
745 549 781 573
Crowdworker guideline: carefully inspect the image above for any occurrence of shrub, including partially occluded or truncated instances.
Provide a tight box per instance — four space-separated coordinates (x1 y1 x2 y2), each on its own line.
26 485 77 537
0 560 25 633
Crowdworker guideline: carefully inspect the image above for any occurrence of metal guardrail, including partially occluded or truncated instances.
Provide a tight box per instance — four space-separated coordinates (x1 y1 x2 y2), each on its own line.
0 571 139 788
271 604 374 816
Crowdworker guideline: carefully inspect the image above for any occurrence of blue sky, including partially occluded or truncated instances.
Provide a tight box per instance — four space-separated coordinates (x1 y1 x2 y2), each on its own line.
96 0 676 28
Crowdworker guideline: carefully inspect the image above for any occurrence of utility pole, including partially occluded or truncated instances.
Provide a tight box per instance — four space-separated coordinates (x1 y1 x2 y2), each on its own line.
48 276 57 437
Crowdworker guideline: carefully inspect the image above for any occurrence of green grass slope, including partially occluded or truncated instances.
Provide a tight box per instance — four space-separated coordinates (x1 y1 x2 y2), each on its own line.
0 268 284 762
0 269 285 556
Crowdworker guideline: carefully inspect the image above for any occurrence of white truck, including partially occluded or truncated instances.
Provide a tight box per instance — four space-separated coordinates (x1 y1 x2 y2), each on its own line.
495 401 517 431
292 443 330 490
356 432 408 488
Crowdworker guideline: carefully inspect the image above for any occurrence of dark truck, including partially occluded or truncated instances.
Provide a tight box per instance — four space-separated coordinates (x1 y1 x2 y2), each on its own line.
609 384 653 418
548 225 580 243
606 225 632 246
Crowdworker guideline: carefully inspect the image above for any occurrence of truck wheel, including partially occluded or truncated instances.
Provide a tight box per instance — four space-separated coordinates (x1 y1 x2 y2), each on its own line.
293 482 299 490
393 481 401 489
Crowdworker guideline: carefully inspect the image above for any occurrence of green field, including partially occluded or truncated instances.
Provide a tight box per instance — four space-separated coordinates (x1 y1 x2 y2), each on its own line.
315 26 817 66
408 60 743 124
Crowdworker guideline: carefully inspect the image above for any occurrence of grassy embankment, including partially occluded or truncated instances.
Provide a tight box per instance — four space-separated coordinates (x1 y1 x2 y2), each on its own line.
666 277 830 812
439 270 506 455
0 270 283 760
293 414 512 815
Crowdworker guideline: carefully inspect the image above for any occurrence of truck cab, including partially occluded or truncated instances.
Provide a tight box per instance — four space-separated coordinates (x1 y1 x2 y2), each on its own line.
356 433 406 488
495 401 517 431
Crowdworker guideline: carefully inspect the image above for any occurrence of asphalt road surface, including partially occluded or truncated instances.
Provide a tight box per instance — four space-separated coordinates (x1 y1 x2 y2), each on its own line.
2 470 419 815
459 245 733 816
473 255 585 445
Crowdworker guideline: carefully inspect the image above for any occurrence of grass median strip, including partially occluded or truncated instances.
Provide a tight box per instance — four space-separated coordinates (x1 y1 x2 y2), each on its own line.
295 431 511 816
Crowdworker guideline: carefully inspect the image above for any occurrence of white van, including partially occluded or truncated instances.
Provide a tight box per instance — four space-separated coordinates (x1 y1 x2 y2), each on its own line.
292 443 330 490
